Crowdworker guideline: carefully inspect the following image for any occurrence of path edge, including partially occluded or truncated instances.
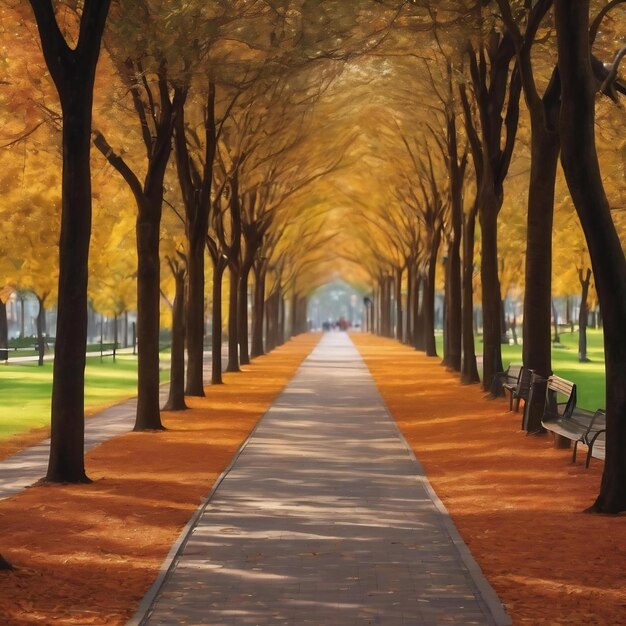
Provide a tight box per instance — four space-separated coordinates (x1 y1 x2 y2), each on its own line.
126 337 321 626
125 419 259 626
351 335 512 626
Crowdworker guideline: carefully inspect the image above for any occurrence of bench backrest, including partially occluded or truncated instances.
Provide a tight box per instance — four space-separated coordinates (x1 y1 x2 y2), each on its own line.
517 367 532 395
545 375 577 419
505 364 522 385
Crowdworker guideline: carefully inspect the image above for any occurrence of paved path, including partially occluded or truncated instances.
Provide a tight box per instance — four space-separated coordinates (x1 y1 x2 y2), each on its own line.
133 333 510 626
0 352 216 500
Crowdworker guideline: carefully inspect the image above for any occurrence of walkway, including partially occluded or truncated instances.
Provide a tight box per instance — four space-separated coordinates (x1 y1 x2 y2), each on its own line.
0 352 215 500
132 333 510 626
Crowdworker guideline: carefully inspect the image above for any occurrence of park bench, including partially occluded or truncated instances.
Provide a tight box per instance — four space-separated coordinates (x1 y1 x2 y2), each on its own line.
583 422 606 468
502 365 532 413
493 363 521 398
540 375 606 464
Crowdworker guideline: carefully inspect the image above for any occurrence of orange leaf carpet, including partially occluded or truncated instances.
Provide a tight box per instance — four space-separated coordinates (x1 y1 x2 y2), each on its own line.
0 334 319 625
352 333 626 626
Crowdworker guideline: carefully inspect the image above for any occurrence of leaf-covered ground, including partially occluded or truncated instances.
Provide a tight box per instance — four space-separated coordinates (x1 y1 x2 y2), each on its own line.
352 333 626 626
0 334 320 625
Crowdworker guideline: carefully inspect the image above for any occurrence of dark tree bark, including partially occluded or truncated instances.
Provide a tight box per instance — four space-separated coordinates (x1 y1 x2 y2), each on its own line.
555 0 626 514
395 266 404 343
28 0 111 483
251 262 266 358
94 73 186 432
238 262 252 364
424 233 442 357
442 112 465 371
206 234 228 386
461 205 480 384
227 266 240 372
36 294 47 367
174 82 216 397
0 298 8 361
551 299 560 344
412 274 422 350
578 268 592 362
164 262 187 411
0 554 12 571
405 261 414 345
467 33 522 393
497 0 561 381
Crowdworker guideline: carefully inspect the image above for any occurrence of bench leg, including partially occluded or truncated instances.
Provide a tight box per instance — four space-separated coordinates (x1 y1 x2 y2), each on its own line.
573 440 578 463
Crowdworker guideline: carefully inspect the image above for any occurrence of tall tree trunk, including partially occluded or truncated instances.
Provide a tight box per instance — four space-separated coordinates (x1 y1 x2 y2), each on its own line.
164 268 187 411
185 235 206 396
36 295 46 367
551 299 560 344
395 267 403 343
134 199 164 431
461 209 480 384
28 0 112 483
211 260 226 385
555 0 626 513
443 114 464 372
479 187 504 393
405 262 414 345
424 233 441 357
414 274 425 351
123 311 129 348
226 266 240 372
0 299 8 361
578 268 592 362
238 262 252 365
251 265 265 358
522 126 560 378
277 292 285 347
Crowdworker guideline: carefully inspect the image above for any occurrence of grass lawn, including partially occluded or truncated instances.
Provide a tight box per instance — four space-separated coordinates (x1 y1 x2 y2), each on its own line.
436 328 606 410
0 354 170 441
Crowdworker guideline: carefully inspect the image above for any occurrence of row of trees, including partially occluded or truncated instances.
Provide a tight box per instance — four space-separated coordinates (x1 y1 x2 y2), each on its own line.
0 2 625 575
347 1 625 513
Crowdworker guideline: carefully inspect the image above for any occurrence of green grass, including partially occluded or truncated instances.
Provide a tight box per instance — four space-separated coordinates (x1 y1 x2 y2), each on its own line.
0 354 170 441
435 328 606 410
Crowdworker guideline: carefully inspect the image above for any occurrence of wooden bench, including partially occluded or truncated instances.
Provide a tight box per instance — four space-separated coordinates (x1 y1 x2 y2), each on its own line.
505 366 532 413
540 375 605 464
584 422 606 468
494 363 521 399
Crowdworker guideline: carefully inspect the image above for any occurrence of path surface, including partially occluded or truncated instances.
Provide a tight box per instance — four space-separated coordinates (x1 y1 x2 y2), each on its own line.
134 333 509 626
0 352 216 500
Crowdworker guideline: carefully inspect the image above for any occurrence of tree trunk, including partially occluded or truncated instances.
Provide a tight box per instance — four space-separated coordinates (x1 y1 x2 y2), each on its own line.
30 0 111 483
395 267 403 343
479 187 504 394
277 292 285 346
238 262 252 365
134 201 164 431
424 233 441 357
405 263 414 345
0 299 7 361
185 235 206 396
522 126 560 378
36 295 46 367
164 269 187 411
551 299 560 344
555 0 626 513
18 296 25 339
251 265 265 358
414 274 425 351
226 266 240 372
211 260 225 385
578 269 591 363
461 209 480 384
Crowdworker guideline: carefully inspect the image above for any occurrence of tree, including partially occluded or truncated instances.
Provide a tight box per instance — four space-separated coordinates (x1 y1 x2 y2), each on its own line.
554 0 626 513
94 1 189 431
27 0 111 483
495 0 559 382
